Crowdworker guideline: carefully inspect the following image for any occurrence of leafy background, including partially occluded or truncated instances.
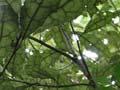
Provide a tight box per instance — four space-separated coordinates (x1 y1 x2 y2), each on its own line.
0 0 120 90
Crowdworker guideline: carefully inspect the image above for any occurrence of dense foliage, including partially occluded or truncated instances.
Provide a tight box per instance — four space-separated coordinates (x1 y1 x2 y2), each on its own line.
0 0 120 90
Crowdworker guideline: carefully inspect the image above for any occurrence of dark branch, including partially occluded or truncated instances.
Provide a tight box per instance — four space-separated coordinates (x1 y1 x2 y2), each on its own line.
0 1 44 77
0 78 91 88
29 35 97 88
70 22 96 88
29 36 74 60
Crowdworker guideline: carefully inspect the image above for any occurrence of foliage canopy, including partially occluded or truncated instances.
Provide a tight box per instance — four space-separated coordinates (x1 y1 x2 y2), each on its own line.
0 0 120 90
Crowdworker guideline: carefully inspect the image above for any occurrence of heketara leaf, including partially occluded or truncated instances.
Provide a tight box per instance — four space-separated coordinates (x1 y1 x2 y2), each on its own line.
22 0 85 34
6 0 21 14
85 10 120 33
0 3 19 61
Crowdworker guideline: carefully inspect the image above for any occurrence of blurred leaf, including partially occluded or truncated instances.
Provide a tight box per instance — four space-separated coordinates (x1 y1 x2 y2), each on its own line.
7 0 21 14
15 85 27 90
97 86 114 90
0 3 18 62
113 64 120 80
22 0 85 34
85 10 120 33
0 82 16 90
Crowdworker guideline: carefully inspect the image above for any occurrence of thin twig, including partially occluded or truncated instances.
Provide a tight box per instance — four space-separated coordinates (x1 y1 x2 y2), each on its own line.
0 0 44 77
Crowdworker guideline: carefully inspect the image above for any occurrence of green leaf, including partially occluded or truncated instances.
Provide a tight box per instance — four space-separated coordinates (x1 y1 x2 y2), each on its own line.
0 82 16 90
6 0 21 14
97 86 114 90
113 64 120 80
49 25 72 52
15 85 27 90
84 0 98 16
0 0 120 90
85 10 120 33
22 0 85 34
110 54 120 64
24 50 60 79
0 4 18 61
7 47 26 78
96 77 109 85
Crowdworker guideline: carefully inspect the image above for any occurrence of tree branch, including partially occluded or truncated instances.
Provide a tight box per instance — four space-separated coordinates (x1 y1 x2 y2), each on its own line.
29 36 74 60
0 0 44 77
29 35 97 88
0 78 91 88
70 22 96 88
